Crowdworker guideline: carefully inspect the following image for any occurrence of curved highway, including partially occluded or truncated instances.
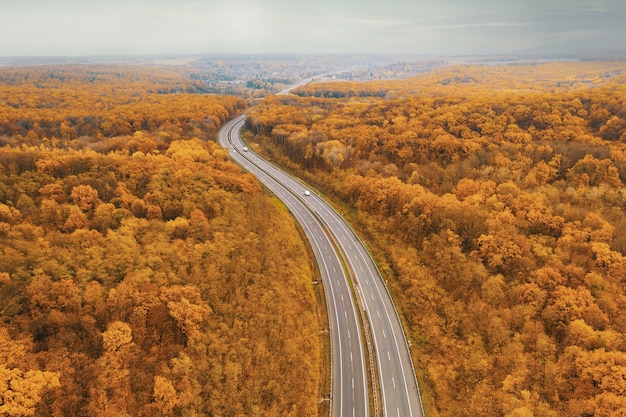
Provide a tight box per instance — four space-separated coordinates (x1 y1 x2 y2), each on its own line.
219 110 424 416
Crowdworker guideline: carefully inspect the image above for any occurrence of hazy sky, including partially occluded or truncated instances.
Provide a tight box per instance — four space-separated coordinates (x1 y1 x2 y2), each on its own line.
1 0 624 56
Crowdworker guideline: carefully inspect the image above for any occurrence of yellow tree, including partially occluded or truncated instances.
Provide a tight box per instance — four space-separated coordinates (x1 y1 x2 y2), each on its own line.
63 205 89 233
0 366 61 416
150 376 178 416
71 185 100 213
88 321 137 416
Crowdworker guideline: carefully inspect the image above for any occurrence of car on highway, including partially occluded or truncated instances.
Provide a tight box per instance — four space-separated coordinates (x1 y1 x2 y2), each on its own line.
304 190 311 196
243 146 248 152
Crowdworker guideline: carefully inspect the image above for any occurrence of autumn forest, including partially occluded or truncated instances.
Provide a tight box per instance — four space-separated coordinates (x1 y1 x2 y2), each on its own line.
0 66 320 416
2 60 626 417
246 61 626 417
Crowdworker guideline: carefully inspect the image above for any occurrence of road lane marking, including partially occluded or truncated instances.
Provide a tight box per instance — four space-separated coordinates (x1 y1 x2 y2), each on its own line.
393 376 396 388
388 351 391 361
349 225 417 417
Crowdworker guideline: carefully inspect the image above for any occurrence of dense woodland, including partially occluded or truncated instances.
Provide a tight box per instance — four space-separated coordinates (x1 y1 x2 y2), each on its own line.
246 61 626 416
0 66 321 416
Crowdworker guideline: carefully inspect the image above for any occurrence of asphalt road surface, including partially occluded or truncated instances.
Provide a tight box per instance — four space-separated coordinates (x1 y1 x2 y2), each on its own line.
219 113 424 417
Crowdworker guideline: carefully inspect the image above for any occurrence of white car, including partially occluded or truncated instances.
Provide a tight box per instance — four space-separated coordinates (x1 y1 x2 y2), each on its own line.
304 190 311 196
242 146 248 152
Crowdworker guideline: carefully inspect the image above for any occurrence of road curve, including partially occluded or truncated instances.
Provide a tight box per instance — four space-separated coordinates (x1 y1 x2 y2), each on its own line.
219 107 425 416
219 116 369 417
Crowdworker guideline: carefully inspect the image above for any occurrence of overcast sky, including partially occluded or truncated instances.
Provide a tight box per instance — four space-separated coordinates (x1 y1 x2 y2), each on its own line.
1 0 624 56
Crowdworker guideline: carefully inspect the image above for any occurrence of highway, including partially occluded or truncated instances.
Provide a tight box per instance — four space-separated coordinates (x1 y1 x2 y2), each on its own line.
218 112 425 416
276 77 313 95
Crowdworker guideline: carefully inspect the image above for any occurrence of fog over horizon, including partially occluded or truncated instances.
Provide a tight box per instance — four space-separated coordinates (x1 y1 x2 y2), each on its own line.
1 0 625 57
